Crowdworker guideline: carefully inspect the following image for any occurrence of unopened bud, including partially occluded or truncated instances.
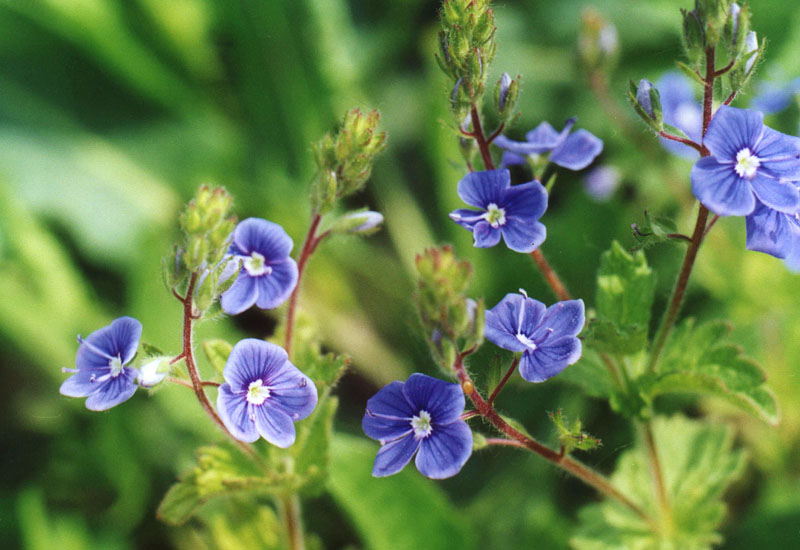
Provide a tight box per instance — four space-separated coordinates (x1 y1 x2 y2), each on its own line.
138 357 169 388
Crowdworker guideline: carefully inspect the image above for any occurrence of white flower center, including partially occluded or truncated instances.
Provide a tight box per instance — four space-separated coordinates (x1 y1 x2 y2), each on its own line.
482 203 507 228
735 148 760 179
243 252 272 277
411 410 433 438
516 333 538 351
108 356 123 377
246 379 271 405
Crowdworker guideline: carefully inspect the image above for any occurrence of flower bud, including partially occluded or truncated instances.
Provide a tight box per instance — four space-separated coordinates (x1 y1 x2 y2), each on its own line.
682 8 705 67
636 79 655 119
333 210 384 235
138 357 169 388
744 31 758 73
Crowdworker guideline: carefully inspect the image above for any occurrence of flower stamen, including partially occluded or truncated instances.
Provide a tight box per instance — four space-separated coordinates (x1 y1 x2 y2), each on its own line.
411 410 433 438
246 379 271 405
244 252 272 277
482 203 507 228
735 148 760 179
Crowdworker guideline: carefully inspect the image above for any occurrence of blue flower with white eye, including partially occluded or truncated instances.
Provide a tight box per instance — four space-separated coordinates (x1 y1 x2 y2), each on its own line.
221 218 299 315
485 290 584 383
690 106 800 216
217 339 317 447
449 169 548 253
494 118 603 171
362 373 472 479
60 317 142 411
656 72 703 158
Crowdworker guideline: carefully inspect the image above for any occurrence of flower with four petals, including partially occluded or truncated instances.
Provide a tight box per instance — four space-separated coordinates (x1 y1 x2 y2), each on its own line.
494 118 603 171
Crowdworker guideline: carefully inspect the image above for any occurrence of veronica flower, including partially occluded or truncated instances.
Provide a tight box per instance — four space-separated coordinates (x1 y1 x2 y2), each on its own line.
745 199 800 259
221 218 299 315
657 72 702 158
485 290 584 382
691 106 800 216
362 373 472 479
449 169 548 253
217 339 317 447
494 118 603 171
60 317 142 411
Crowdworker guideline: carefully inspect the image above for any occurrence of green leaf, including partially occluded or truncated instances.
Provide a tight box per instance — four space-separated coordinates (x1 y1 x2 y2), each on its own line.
276 311 349 391
328 433 476 550
571 415 745 550
643 319 779 425
291 396 338 496
631 210 684 252
584 318 649 355
548 409 601 455
202 338 233 376
593 241 656 354
557 348 617 399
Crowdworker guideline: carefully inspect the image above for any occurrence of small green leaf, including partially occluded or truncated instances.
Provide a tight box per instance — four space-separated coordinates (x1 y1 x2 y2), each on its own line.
140 341 165 358
557 348 617 399
631 211 684 252
202 339 233 376
548 409 601 455
584 318 648 355
292 396 338 496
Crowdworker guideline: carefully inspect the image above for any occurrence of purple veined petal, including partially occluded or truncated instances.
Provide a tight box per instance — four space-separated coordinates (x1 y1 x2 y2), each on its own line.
253 401 297 448
518 337 582 382
691 156 756 216
220 273 259 315
500 151 528 168
372 433 421 477
402 374 465 425
502 180 548 222
703 106 764 160
533 300 585 341
745 201 797 258
267 369 318 422
254 259 299 310
517 296 547 338
749 173 800 213
59 369 107 398
501 219 546 253
217 383 260 442
363 414 413 444
784 227 800 270
232 217 294 259
75 317 142 370
84 368 139 411
223 339 289 391
473 221 502 248
753 126 800 179
415 421 472 479
456 169 510 208
449 208 485 230
525 118 575 152
484 293 529 352
550 130 604 171
494 135 534 155
363 381 416 442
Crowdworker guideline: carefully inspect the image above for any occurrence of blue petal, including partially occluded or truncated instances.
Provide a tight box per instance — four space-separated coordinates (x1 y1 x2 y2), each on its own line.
550 130 604 170
751 82 792 114
254 259 299 309
754 126 800 179
533 300 585 341
372 433 420 477
223 339 289 392
456 169 510 208
473 221 502 248
703 106 764 160
517 296 547 337
415 421 472 479
449 208 484 230
220 273 258 315
494 135 534 155
691 156 755 216
518 337 582 382
402 374 465 424
501 220 546 253
84 368 139 411
253 402 296 448
60 369 105 398
749 173 800 213
525 119 574 152
500 151 527 167
75 317 142 370
233 217 294 259
363 381 415 442
268 367 318 422
503 180 548 221
745 201 798 258
485 293 529 352
217 383 259 443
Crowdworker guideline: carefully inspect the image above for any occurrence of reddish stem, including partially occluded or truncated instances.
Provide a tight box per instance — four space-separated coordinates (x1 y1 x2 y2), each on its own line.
470 104 495 170
530 249 572 301
484 438 527 449
487 122 506 144
168 377 220 389
284 213 323 358
488 356 519 406
658 131 703 154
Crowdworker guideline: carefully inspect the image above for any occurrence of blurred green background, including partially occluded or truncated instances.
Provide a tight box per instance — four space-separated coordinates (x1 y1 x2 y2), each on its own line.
1 0 799 548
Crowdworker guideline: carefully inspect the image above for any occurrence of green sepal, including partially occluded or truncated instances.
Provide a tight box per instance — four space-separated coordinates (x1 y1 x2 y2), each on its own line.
548 409 601 455
472 432 488 451
631 210 683 251
676 60 707 86
202 338 233 376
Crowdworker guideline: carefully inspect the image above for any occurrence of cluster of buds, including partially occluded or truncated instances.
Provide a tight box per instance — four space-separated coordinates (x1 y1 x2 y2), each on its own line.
682 1 758 76
169 185 237 313
494 72 520 125
415 246 484 371
311 108 387 215
436 0 497 121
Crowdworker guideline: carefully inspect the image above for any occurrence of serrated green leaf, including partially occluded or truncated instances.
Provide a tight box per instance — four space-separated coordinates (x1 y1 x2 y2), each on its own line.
593 241 656 355
585 318 648 355
549 409 601 455
643 319 779 425
194 497 282 550
557 348 617 399
571 416 745 550
202 338 233 376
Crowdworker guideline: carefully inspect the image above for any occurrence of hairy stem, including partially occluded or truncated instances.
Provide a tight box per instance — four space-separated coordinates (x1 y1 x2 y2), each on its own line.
277 494 305 550
488 356 519 406
470 104 495 170
530 249 572 301
284 213 323 358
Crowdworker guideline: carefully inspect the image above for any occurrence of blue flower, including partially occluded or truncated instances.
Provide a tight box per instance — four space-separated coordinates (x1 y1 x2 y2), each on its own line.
362 373 472 479
217 339 317 447
494 118 603 171
656 72 702 158
60 317 142 411
449 169 548 253
485 290 584 383
584 165 620 202
745 199 800 259
221 218 299 315
691 106 800 216
751 77 800 114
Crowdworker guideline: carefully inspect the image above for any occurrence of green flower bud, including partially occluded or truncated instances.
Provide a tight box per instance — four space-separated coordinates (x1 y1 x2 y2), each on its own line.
682 8 705 67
